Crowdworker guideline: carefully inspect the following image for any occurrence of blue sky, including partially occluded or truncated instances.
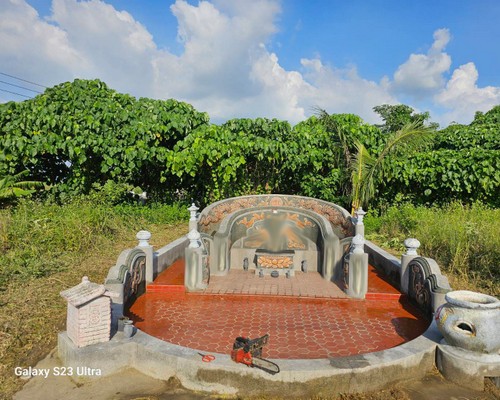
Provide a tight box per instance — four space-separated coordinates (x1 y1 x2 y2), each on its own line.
1 0 499 126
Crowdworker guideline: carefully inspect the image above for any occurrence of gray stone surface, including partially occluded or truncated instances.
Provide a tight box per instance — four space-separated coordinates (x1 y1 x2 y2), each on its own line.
364 240 401 280
154 236 189 276
436 341 500 391
56 320 443 397
345 244 368 299
436 290 500 354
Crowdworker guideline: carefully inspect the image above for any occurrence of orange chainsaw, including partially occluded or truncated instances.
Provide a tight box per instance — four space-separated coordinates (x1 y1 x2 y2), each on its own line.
230 334 280 375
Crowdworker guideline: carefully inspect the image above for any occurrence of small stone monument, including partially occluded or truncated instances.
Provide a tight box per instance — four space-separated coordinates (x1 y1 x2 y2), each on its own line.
60 276 116 348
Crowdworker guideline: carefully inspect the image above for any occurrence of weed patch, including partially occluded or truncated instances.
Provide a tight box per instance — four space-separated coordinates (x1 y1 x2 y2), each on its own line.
366 202 500 295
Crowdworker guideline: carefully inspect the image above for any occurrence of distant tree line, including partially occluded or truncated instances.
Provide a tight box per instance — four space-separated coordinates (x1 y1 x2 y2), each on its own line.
0 79 498 209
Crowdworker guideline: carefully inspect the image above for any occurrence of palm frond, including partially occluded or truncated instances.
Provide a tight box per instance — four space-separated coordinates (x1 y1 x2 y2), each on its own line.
313 107 352 165
350 141 376 210
0 171 43 202
349 122 434 210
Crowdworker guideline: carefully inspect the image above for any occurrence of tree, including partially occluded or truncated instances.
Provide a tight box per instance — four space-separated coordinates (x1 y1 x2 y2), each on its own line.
313 109 385 206
373 104 438 133
0 79 209 200
350 121 435 211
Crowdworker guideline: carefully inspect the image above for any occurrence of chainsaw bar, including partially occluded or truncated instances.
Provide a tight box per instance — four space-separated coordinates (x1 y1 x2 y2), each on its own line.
252 357 280 375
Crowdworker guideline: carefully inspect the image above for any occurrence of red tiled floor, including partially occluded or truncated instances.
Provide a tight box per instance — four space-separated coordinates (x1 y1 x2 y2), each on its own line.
203 270 349 298
366 265 401 294
147 261 402 300
147 259 185 293
127 292 429 359
135 259 427 359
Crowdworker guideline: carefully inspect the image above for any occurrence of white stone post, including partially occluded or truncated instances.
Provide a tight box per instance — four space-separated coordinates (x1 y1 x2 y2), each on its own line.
187 228 201 248
185 228 204 291
188 203 199 232
136 230 154 284
400 238 421 294
346 234 369 299
354 207 367 237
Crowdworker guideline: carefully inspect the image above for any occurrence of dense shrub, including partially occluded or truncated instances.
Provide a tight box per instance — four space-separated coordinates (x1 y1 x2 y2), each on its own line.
0 79 209 200
0 79 498 207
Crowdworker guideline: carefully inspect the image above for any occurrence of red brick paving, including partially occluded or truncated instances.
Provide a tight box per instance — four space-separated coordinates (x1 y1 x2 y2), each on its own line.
132 261 428 359
128 292 428 359
203 270 349 298
147 260 403 300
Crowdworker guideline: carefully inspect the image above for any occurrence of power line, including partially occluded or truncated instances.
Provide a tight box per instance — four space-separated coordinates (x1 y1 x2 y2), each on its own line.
0 72 48 89
0 88 31 98
0 80 43 94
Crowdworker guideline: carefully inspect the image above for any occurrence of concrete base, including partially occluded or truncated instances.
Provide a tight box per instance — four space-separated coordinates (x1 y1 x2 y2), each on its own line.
436 341 500 391
58 322 442 398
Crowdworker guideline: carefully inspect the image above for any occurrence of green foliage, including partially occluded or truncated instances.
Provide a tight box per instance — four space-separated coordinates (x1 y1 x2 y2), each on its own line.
0 79 209 199
350 122 435 210
373 104 437 133
366 203 500 295
168 119 293 204
378 107 500 207
0 198 187 286
0 78 498 209
304 111 386 206
0 170 43 202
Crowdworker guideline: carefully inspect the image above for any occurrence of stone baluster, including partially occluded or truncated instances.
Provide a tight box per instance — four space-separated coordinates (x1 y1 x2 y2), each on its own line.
136 230 154 284
187 228 201 248
185 228 205 291
188 203 199 232
400 238 421 294
346 234 369 299
354 207 367 237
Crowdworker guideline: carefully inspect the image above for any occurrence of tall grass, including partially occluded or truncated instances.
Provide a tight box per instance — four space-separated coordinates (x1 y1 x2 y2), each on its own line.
0 199 188 287
0 199 188 399
365 202 500 296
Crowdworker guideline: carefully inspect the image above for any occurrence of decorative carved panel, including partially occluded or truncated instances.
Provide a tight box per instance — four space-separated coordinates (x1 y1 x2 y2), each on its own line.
198 195 353 237
407 257 433 318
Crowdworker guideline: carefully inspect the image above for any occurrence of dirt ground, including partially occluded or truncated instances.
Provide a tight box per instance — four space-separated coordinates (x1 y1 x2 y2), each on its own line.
12 348 499 400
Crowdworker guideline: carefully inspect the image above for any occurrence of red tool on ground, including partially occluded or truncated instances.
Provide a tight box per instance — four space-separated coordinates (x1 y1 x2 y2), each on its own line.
230 334 280 375
197 352 215 362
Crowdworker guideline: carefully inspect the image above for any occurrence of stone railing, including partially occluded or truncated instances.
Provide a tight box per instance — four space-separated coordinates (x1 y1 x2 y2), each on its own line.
104 230 189 332
363 236 451 317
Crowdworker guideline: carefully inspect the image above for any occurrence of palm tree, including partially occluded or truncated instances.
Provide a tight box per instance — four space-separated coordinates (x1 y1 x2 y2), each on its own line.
0 171 43 202
350 121 434 211
314 107 353 166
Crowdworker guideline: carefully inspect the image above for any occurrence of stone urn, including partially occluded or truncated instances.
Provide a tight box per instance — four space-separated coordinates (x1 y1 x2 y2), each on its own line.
435 290 500 354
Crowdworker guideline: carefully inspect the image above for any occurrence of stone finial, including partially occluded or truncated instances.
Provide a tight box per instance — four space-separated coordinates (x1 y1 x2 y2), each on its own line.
354 207 367 225
136 230 152 247
404 238 421 256
352 234 365 254
188 203 199 221
187 229 201 248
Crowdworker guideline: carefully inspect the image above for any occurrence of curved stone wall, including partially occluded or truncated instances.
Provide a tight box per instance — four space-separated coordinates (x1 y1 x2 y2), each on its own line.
198 194 354 238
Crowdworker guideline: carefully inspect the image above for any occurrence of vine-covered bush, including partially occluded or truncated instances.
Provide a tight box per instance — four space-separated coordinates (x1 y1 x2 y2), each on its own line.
0 79 209 199
379 106 500 207
0 79 498 208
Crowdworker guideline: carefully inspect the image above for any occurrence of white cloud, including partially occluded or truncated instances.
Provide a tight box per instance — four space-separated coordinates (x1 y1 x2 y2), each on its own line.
435 62 500 123
50 0 158 95
0 0 84 88
300 59 396 123
0 1 498 126
392 28 452 98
